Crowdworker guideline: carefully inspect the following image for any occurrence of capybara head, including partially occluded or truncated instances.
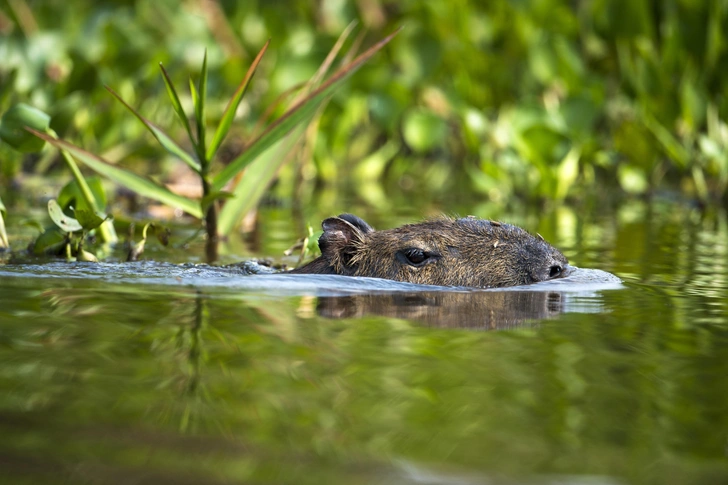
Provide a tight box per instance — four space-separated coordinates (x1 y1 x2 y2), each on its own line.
291 214 570 288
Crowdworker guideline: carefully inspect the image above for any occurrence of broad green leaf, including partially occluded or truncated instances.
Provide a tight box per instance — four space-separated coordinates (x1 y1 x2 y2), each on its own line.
402 109 447 153
195 50 208 160
212 28 401 192
206 40 270 162
159 63 196 150
48 199 83 233
106 86 201 173
30 130 203 218
32 227 67 255
74 208 109 231
58 176 107 212
0 104 51 153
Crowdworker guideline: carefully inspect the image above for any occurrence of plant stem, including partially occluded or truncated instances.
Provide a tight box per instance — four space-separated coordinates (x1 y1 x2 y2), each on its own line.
202 178 218 263
50 129 118 244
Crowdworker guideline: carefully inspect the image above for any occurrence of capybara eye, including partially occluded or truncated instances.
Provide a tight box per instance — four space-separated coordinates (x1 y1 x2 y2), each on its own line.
401 248 427 266
549 265 562 278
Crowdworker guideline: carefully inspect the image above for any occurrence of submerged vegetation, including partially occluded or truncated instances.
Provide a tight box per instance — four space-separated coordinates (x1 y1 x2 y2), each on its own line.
1 0 727 261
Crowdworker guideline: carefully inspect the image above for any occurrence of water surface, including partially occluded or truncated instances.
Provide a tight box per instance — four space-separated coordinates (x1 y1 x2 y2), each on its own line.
0 200 726 485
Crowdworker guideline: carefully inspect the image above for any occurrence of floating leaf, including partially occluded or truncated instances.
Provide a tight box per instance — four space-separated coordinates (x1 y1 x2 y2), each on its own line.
0 104 51 153
48 199 83 233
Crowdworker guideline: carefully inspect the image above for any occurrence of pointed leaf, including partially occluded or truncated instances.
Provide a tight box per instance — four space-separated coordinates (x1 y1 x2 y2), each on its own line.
206 40 270 161
48 199 83 233
212 28 401 192
0 104 51 153
217 127 304 235
105 87 201 173
159 63 196 149
196 50 208 159
29 130 203 218
74 208 109 231
0 197 8 249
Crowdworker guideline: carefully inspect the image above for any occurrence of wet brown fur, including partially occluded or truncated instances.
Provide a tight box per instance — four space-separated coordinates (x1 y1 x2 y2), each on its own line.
290 214 570 288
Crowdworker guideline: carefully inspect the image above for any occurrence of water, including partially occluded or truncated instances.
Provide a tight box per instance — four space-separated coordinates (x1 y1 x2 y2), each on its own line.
0 200 727 485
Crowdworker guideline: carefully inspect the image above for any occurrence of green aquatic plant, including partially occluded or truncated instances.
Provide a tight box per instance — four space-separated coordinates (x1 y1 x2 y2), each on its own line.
30 28 399 262
35 199 111 261
0 104 118 244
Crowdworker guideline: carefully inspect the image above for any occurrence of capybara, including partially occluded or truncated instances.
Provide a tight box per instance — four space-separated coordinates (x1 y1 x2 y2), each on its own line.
290 214 570 288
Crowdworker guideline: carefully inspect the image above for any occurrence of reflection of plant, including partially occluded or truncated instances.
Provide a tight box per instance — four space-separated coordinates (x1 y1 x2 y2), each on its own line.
29 29 399 262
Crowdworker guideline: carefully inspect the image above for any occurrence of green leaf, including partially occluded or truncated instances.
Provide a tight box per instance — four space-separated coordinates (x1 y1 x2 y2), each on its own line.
0 104 51 153
555 146 581 200
642 110 689 169
30 130 203 218
0 196 8 249
105 86 201 173
74 208 109 231
206 40 270 162
58 176 107 212
200 191 234 215
48 199 83 233
217 127 305 235
159 63 196 152
77 248 98 263
212 28 401 192
195 50 208 160
32 227 67 255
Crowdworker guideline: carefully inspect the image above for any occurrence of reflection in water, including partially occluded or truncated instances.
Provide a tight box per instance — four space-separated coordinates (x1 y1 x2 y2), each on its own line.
1 203 727 485
315 290 565 329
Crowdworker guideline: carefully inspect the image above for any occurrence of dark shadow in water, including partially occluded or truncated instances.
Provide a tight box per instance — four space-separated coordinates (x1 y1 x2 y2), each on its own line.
315 290 565 330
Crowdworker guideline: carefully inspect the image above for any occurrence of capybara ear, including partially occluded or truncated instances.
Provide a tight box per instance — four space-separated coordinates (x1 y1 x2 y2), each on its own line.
336 213 374 234
319 216 367 274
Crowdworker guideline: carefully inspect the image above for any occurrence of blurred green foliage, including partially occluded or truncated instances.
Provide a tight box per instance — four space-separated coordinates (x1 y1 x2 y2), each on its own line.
1 0 728 216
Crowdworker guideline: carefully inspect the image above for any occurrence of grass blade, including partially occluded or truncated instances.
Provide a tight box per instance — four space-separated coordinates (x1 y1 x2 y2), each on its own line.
159 63 196 150
30 130 203 218
212 27 401 192
105 86 201 174
195 50 208 163
206 40 270 162
217 127 305 235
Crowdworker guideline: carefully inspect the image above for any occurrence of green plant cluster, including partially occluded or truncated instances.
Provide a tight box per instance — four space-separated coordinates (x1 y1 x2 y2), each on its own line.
1 0 727 222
